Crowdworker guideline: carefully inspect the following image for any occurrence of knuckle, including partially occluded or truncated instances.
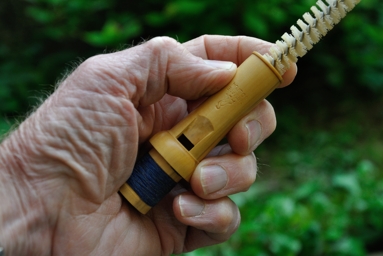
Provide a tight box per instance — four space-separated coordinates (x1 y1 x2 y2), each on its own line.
77 55 103 75
211 199 240 235
145 36 180 53
77 54 119 85
214 202 236 233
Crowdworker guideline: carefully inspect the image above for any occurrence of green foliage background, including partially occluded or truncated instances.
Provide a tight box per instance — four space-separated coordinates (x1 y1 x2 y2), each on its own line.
1 0 383 255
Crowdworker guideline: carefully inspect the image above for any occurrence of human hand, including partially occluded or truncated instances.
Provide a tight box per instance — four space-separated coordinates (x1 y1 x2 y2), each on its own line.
0 35 297 255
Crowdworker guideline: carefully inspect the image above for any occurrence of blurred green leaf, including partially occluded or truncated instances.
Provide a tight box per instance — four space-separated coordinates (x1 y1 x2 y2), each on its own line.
84 19 141 47
165 0 207 16
331 237 365 255
243 10 269 38
333 173 361 196
269 233 302 254
25 6 55 23
145 12 169 27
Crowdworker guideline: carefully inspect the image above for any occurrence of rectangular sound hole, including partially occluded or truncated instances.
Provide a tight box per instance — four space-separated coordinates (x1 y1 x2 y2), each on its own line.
178 134 194 151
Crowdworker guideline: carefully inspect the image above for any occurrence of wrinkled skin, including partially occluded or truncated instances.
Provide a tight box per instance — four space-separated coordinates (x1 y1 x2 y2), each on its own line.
0 35 297 256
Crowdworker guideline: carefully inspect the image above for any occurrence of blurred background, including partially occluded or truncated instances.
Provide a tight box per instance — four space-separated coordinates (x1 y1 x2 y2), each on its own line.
1 0 383 255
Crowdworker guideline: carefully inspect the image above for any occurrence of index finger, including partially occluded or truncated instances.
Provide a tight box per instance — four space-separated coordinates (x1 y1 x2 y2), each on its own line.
183 35 297 87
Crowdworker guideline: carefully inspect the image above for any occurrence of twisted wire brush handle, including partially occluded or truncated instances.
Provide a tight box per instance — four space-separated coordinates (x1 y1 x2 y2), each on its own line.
120 0 360 214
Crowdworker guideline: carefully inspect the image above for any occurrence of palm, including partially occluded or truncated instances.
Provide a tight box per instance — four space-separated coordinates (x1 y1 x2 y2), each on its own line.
51 95 191 255
53 191 184 255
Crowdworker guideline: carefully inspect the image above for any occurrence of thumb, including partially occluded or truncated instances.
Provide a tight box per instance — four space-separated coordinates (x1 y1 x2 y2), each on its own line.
126 36 237 106
165 57 237 101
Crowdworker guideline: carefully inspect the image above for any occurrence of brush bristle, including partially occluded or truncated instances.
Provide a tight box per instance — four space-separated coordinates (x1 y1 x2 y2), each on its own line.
265 0 360 75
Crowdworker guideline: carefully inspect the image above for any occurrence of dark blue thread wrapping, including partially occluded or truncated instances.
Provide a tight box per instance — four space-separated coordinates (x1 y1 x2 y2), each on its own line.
127 153 177 207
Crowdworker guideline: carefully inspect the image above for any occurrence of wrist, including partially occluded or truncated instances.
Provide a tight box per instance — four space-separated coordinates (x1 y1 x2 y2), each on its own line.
0 127 52 256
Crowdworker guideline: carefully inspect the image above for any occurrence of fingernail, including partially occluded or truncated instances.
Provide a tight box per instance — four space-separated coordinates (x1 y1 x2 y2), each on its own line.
246 120 262 151
179 195 205 217
204 59 235 70
201 165 228 195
